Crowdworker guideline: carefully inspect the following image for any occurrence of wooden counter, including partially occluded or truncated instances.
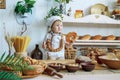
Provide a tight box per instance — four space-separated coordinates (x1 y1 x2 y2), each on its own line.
23 69 120 80
22 59 120 80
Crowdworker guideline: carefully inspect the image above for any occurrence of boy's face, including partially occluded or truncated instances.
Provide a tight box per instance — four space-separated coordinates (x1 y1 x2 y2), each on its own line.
51 20 63 33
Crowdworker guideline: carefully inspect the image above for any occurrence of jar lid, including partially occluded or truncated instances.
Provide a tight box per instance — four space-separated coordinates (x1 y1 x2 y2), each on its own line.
76 10 83 12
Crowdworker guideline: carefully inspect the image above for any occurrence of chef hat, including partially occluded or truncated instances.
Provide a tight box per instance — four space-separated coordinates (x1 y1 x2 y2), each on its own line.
47 16 62 28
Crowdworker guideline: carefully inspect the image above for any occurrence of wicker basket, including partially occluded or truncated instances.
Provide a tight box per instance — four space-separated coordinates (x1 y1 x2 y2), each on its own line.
65 48 77 59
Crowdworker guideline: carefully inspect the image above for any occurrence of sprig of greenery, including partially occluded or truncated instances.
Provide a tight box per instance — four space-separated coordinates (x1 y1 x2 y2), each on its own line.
44 7 63 20
0 71 21 80
0 52 33 71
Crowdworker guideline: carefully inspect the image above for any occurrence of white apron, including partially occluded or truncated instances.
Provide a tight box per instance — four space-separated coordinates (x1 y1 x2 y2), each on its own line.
43 31 65 60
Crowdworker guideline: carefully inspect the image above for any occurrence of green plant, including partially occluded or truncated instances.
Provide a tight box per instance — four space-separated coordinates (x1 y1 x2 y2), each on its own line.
14 0 36 15
0 52 33 71
0 71 21 80
54 0 71 3
0 52 34 79
44 7 63 20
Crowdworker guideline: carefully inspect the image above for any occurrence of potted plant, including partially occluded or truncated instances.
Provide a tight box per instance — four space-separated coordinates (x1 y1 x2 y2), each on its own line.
14 0 36 18
44 7 63 21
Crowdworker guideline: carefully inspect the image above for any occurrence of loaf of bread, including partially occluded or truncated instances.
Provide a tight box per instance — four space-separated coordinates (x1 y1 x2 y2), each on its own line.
80 34 91 40
92 35 102 40
105 35 116 40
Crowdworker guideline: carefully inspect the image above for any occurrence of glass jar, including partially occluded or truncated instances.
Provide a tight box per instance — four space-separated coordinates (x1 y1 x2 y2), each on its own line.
74 10 83 18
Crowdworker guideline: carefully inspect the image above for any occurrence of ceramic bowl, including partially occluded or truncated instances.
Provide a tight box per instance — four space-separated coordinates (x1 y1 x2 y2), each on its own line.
81 62 95 71
65 63 79 72
99 56 120 69
48 63 63 72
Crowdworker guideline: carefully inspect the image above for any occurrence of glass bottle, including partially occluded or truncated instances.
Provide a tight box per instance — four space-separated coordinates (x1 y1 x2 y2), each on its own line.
59 2 66 14
31 44 43 60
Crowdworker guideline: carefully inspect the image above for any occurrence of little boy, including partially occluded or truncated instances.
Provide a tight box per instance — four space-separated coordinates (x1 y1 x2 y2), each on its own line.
42 16 66 60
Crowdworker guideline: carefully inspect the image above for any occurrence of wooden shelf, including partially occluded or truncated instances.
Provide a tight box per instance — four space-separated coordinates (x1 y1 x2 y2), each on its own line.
73 40 120 46
63 14 120 25
63 14 120 46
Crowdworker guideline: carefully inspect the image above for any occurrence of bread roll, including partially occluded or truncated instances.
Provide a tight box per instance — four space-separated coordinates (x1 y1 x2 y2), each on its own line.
23 65 45 75
92 35 102 40
115 52 120 60
105 35 116 40
80 34 91 40
116 37 120 40
117 0 120 3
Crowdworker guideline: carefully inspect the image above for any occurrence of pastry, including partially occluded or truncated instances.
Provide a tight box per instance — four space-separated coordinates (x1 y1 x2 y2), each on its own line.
66 32 78 43
105 35 116 40
80 34 91 40
91 35 102 40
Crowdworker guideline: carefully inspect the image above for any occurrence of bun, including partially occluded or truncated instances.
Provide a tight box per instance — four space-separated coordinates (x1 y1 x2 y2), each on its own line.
80 34 91 40
105 35 116 40
92 35 102 40
23 65 45 75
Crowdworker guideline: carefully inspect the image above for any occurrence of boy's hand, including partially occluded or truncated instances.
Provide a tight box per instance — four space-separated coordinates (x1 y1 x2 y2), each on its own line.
65 42 73 49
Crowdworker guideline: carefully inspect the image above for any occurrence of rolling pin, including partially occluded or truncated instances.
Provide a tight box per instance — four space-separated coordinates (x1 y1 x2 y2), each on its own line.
44 67 63 78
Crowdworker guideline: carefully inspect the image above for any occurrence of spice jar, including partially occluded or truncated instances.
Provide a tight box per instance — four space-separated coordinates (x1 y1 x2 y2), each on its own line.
74 10 83 18
31 44 43 60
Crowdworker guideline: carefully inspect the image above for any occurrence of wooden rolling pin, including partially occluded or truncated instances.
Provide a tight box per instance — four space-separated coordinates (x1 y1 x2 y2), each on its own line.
44 67 63 78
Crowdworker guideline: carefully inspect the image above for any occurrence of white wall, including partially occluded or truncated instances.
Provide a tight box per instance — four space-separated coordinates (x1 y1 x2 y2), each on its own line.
0 0 119 57
66 0 117 16
0 0 48 56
